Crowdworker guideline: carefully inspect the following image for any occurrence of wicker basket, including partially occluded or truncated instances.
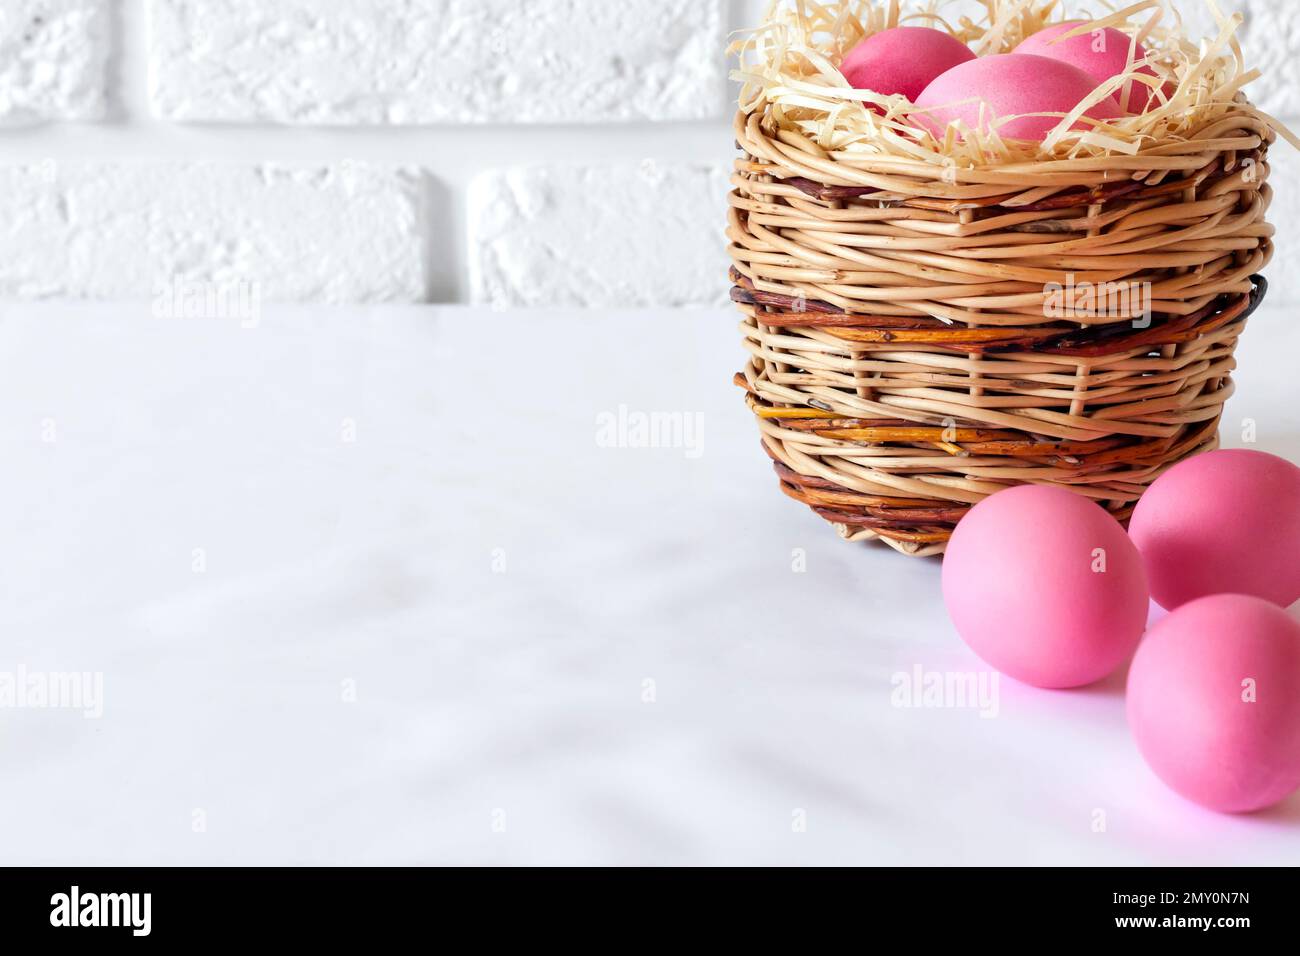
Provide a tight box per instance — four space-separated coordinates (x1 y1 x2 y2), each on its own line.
728 86 1275 557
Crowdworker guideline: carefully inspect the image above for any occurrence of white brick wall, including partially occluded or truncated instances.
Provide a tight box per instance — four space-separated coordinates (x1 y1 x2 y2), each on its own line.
0 162 425 301
1237 5 1300 118
0 0 1297 307
0 0 108 124
469 162 730 308
148 0 725 125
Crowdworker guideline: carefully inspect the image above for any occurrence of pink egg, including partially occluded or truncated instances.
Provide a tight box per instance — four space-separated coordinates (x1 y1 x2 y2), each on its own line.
1015 21 1163 113
1129 450 1300 611
840 26 975 104
915 53 1122 142
1127 594 1300 813
942 485 1149 689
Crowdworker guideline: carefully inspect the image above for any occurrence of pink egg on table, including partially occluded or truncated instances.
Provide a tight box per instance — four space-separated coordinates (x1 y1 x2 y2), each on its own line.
840 26 975 104
1129 449 1300 611
1127 594 1300 813
942 485 1149 689
915 53 1122 142
1015 21 1164 114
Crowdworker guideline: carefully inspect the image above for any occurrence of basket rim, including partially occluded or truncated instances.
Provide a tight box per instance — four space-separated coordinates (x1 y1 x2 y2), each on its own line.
734 106 1277 191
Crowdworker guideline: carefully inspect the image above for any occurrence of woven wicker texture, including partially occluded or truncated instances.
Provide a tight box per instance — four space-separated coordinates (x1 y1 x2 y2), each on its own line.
729 103 1275 556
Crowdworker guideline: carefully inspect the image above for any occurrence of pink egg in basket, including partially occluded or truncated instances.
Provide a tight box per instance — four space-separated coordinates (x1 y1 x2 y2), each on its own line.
915 53 1122 142
1015 21 1165 114
840 26 976 105
1129 449 1300 611
942 485 1149 689
1127 594 1300 813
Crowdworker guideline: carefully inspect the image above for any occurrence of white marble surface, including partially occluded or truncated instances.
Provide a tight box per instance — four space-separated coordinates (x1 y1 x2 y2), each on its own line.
0 300 1297 866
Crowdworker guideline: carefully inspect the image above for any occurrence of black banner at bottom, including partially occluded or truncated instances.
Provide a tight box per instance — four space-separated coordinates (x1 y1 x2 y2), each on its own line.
0 867 1287 942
